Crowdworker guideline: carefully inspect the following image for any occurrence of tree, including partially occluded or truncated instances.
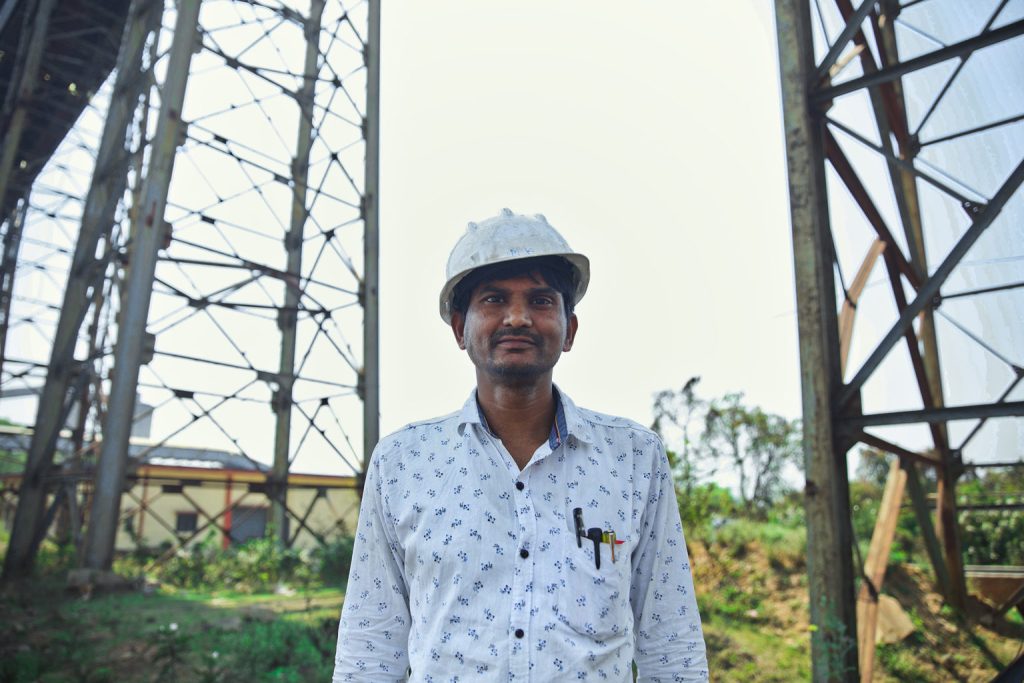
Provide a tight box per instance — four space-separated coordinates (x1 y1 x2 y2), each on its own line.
653 380 801 518
701 392 801 516
652 376 715 495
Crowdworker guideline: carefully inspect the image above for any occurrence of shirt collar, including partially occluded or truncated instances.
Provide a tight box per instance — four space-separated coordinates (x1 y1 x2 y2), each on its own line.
456 384 593 446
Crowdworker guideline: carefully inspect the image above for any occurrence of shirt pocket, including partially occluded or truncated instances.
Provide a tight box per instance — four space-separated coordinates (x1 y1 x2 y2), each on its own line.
554 533 631 640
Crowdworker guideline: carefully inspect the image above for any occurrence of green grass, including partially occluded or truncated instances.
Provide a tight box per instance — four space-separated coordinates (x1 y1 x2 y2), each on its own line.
877 638 932 682
705 622 811 681
708 519 806 566
0 581 343 683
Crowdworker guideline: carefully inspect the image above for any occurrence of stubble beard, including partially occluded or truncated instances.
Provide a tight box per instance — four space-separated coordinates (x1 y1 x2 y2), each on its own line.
469 330 561 387
488 359 550 385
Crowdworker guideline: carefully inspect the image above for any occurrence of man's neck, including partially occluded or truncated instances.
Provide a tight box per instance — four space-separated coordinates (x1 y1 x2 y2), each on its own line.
475 376 556 470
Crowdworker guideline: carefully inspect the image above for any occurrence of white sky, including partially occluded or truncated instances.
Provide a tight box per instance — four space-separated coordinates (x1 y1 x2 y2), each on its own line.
375 0 801 440
2 0 800 481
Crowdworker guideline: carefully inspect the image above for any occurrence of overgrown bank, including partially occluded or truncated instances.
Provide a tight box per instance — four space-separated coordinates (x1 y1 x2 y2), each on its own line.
689 520 1023 682
2 522 1022 682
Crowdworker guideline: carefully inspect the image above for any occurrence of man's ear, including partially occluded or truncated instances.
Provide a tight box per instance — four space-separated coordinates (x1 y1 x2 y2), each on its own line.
562 313 579 352
451 311 467 350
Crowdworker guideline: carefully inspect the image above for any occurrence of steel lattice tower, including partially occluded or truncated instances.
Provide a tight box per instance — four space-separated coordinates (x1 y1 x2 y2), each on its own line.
776 1 1023 680
0 0 379 579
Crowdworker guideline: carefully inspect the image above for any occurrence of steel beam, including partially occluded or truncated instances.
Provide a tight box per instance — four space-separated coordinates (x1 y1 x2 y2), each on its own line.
902 459 952 599
361 0 381 489
1 0 160 581
0 199 28 385
856 431 940 467
271 0 324 547
844 402 1024 427
776 0 859 679
0 0 56 224
813 0 877 82
838 158 1024 410
869 6 966 608
82 0 202 571
824 131 918 287
814 18 1024 103
826 116 977 207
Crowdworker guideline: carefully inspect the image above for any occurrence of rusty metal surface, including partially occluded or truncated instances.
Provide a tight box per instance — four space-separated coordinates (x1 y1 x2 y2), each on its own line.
0 0 131 219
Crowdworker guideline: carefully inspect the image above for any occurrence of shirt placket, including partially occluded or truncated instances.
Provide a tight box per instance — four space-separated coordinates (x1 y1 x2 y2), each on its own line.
482 439 543 680
511 459 542 680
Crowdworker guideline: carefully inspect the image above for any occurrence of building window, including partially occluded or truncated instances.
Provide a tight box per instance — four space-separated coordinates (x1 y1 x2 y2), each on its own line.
229 506 272 545
176 512 198 534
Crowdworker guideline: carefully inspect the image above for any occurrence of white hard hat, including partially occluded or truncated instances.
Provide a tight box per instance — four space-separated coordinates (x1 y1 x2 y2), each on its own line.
439 208 590 324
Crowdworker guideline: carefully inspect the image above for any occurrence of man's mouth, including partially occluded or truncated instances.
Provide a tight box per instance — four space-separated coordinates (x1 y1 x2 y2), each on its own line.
496 337 535 347
493 332 540 347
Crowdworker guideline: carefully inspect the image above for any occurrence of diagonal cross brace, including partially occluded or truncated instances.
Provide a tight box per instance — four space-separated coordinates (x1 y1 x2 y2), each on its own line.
814 0 878 82
839 157 1024 410
814 18 1024 104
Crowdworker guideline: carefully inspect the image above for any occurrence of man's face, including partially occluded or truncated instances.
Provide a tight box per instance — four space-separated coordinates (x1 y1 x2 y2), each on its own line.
451 271 578 386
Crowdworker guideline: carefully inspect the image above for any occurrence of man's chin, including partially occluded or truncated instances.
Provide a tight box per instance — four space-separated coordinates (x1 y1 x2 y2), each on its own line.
487 362 551 383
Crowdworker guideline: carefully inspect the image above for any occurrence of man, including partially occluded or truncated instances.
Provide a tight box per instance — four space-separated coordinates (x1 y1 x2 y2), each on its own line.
334 209 708 681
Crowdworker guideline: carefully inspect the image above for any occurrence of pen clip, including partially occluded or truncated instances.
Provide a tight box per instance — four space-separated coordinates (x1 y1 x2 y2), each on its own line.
586 528 603 570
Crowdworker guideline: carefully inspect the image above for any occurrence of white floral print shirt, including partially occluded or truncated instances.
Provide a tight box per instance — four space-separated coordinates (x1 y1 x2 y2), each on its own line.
333 387 708 682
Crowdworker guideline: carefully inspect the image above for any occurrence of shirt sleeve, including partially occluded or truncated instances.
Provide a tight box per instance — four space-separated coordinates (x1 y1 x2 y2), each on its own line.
630 434 709 682
333 445 411 682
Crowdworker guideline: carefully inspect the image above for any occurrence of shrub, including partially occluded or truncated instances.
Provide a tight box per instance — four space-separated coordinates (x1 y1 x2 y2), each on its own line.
961 507 1024 565
145 533 355 592
678 481 736 538
709 519 806 566
312 536 355 587
208 618 336 682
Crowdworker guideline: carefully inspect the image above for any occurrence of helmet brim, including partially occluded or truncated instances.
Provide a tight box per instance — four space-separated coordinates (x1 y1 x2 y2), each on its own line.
439 252 590 324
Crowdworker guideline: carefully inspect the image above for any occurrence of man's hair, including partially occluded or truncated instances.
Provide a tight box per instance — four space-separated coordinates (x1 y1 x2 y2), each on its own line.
451 256 577 319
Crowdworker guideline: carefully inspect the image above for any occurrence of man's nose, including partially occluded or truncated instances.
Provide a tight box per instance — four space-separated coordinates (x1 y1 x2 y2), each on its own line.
503 299 532 327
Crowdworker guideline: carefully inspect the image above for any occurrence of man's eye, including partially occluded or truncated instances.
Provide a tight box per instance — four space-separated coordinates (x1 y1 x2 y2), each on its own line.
532 297 554 306
483 295 503 304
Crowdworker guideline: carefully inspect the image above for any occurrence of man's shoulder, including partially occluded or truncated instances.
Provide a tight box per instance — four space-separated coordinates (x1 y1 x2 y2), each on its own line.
572 403 660 441
374 410 462 454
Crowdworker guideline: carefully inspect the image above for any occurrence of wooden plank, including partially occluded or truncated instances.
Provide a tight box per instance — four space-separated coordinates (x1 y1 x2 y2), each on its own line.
839 239 886 373
857 458 907 682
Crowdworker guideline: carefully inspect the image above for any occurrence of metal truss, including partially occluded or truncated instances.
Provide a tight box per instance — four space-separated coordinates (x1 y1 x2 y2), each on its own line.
0 0 379 579
776 0 1023 680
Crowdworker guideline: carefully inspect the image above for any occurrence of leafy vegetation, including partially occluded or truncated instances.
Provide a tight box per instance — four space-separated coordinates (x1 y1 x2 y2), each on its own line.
0 526 345 683
654 377 801 518
0 578 340 683
111 533 355 594
959 466 1024 566
654 382 1024 680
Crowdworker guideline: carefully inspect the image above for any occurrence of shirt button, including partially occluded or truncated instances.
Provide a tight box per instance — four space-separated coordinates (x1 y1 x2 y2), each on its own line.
514 628 525 638
515 481 525 491
519 548 529 559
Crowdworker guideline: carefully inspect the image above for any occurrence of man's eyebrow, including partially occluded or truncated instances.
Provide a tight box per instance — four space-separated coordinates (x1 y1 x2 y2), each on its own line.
477 284 559 295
